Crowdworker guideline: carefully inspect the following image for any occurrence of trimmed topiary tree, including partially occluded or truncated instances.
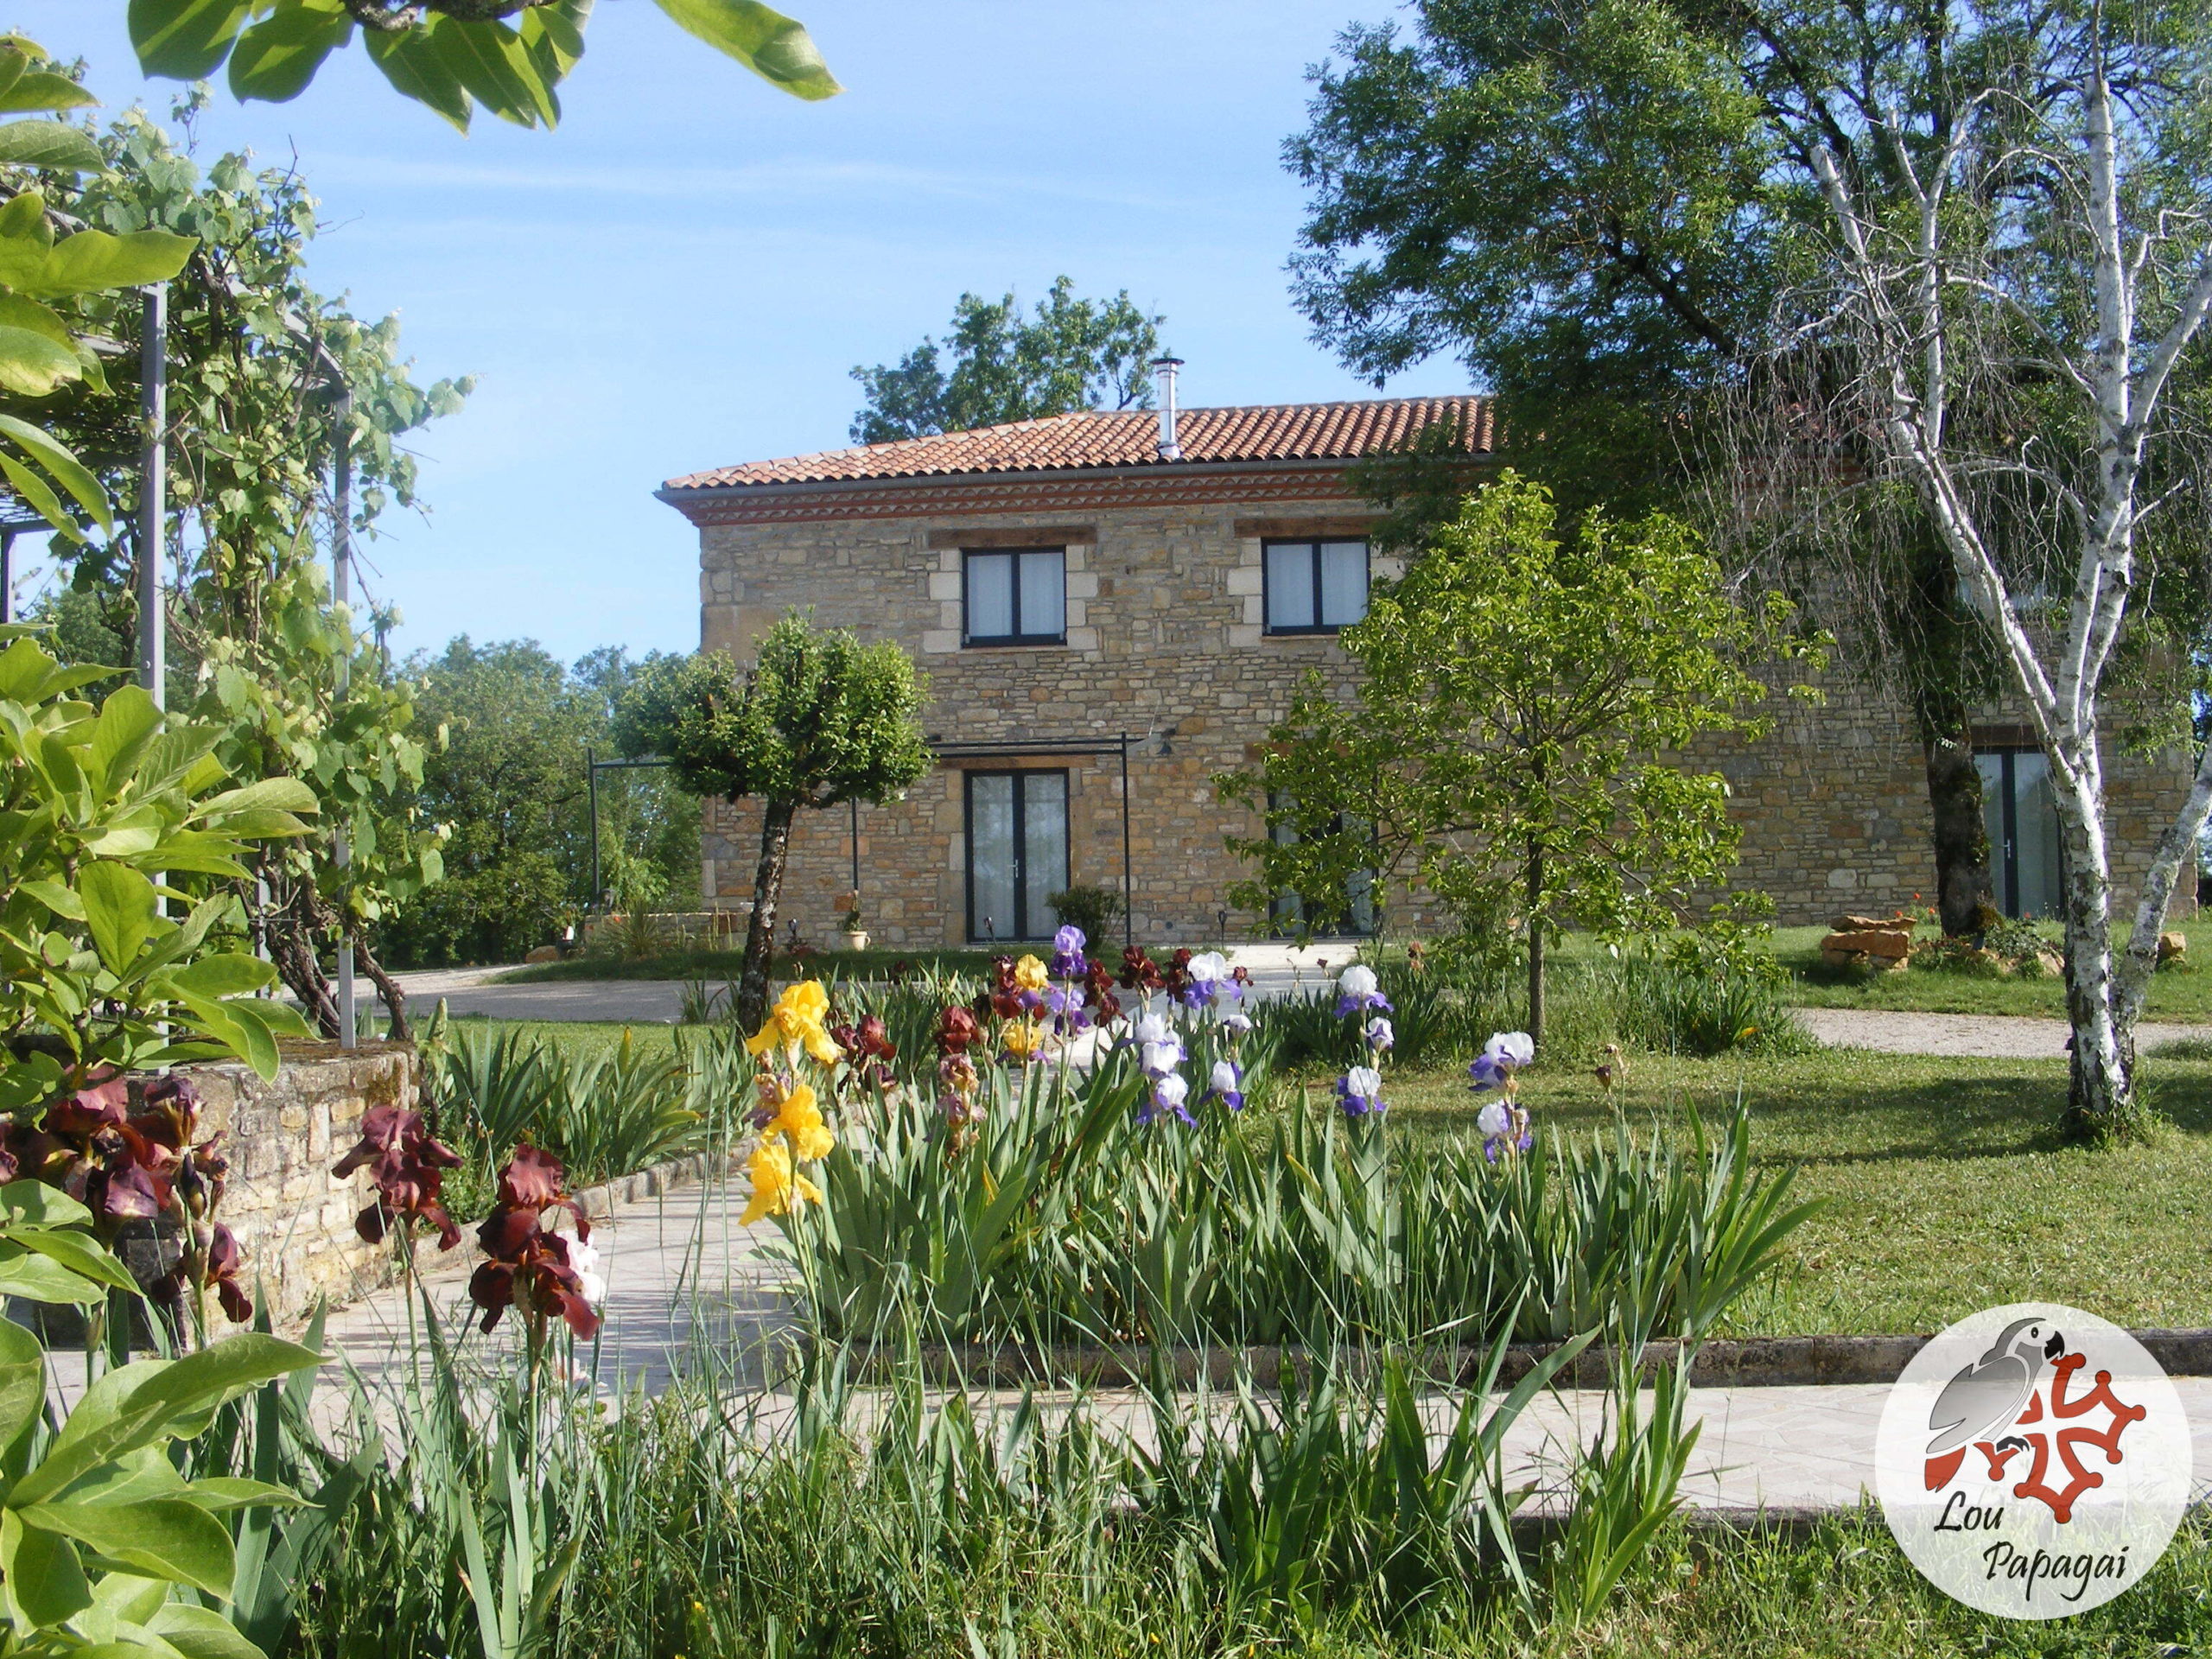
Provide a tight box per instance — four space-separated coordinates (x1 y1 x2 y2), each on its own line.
616 613 931 1029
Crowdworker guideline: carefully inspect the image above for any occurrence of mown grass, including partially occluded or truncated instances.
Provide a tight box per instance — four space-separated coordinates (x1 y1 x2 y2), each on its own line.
493 944 1004 983
1376 1046 2212 1336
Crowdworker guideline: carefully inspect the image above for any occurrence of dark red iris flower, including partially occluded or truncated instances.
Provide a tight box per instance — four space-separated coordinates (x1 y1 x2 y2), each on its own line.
333 1103 463 1251
935 1005 982 1055
830 1014 898 1087
202 1224 252 1324
467 1143 600 1340
1084 961 1122 1024
1118 947 1165 994
1163 947 1194 1001
988 955 1026 1020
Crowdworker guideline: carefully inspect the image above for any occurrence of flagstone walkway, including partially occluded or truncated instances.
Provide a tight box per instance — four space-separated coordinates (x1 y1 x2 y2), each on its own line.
291 1173 2212 1521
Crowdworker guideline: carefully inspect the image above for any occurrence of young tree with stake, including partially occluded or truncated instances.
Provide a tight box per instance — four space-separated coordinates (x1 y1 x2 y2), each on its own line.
616 614 931 1030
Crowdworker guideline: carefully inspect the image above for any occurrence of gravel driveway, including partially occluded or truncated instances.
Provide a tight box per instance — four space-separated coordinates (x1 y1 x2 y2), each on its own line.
1796 1007 2212 1059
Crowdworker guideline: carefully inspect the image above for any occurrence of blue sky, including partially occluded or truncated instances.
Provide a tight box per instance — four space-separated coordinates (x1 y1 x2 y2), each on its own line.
10 3 1468 664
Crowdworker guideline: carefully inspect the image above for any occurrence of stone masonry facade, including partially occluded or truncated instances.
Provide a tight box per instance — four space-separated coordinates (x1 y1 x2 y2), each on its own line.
183 1039 411 1329
671 447 2196 946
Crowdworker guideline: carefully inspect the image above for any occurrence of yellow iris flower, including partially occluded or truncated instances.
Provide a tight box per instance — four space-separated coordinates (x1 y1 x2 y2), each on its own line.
770 1083 836 1162
745 979 844 1066
741 1141 823 1225
1013 955 1048 993
1001 1019 1046 1060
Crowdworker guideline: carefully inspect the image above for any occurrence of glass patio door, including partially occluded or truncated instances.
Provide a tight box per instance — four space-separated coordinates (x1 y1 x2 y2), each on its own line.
965 770 1069 942
1976 748 2063 918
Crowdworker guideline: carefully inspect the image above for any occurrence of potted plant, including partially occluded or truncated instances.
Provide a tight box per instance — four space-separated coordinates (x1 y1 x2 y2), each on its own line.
839 893 869 952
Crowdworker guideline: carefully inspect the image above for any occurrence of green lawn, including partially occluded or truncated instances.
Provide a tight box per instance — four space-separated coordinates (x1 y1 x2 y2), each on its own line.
1377 1046 2212 1337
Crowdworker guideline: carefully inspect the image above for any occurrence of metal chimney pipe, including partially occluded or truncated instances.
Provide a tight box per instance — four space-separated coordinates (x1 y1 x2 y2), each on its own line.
1151 355 1184 460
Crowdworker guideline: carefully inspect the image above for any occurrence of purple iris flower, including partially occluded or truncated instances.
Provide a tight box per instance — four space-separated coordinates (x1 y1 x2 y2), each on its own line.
1051 925 1088 982
1334 964 1392 1018
1141 1071 1195 1127
1335 1065 1385 1118
1205 1058 1245 1112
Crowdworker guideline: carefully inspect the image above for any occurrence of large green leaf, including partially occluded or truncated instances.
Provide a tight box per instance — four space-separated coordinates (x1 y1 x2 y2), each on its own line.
0 323 79 396
3 226 199 302
0 1513 91 1626
228 0 354 104
10 1229 141 1295
0 1179 91 1230
0 414 113 534
362 26 471 130
15 1336 321 1508
14 1496 235 1595
162 952 277 1000
89 683 164 796
0 1315 44 1457
429 17 556 128
128 0 253 80
653 0 841 99
198 776 319 819
0 1244 107 1306
0 73 98 116
78 861 159 976
0 120 104 171
149 1600 273 1659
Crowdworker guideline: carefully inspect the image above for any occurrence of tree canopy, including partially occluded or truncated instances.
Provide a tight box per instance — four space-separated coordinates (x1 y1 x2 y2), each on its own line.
617 614 929 1026
1220 473 1815 1042
122 0 839 130
850 276 1166 443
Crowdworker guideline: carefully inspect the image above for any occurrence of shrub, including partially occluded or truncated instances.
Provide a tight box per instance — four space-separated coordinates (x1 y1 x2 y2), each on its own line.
1048 882 1126 941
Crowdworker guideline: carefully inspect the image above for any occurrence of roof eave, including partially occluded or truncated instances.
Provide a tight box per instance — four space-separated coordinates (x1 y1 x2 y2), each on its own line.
654 452 1493 521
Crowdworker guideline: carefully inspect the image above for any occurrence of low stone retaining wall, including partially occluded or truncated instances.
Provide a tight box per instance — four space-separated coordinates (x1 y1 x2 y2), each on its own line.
848 1328 2212 1389
184 1039 415 1330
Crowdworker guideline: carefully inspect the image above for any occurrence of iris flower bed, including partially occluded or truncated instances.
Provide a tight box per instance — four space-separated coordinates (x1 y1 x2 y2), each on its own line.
737 934 1821 1352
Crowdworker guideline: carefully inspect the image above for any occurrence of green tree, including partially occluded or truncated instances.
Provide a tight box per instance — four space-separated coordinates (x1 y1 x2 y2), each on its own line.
16 92 466 1036
615 613 930 1029
1282 0 2122 938
1219 474 1815 1046
123 0 839 130
850 276 1166 443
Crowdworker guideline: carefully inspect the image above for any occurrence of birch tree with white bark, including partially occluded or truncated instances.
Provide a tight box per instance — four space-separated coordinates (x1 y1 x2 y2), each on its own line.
1781 7 2212 1136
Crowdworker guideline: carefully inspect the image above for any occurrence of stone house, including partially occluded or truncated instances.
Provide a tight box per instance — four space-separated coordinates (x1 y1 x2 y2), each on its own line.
658 395 2194 947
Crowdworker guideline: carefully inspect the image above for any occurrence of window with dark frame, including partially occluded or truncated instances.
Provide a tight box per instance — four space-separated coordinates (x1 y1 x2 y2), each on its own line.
1266 794 1376 937
964 769 1071 942
1262 538 1370 634
963 548 1066 646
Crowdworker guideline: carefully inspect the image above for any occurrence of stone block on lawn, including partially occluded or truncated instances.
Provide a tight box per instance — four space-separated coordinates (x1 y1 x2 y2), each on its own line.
1821 927 1913 969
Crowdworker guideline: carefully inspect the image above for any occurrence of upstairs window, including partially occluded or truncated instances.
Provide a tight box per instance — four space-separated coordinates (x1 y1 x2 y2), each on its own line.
1263 539 1369 634
964 548 1065 645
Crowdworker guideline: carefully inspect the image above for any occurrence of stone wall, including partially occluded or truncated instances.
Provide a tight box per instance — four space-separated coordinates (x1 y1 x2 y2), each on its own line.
692 485 2197 943
182 1039 411 1329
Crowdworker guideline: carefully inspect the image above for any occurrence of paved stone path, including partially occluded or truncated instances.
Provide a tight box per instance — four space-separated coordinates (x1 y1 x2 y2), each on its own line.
289 1172 2212 1518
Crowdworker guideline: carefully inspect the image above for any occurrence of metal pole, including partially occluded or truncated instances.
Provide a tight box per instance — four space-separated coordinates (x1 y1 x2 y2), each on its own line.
137 285 166 707
0 528 12 625
587 749 601 912
1120 734 1134 951
849 797 861 900
331 385 356 1048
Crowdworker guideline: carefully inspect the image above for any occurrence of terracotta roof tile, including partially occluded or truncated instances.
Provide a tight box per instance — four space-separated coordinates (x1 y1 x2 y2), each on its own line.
663 396 1491 491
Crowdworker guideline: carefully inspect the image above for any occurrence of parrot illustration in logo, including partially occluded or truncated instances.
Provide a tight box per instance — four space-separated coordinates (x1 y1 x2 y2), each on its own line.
1925 1317 2067 1491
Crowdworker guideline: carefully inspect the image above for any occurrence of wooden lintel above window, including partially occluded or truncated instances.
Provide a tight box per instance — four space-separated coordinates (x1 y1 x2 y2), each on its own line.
926 525 1095 549
1232 515 1380 540
1970 722 2039 750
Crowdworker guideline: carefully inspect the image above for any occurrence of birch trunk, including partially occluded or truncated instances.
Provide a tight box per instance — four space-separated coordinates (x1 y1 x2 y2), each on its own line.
1804 57 2212 1138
